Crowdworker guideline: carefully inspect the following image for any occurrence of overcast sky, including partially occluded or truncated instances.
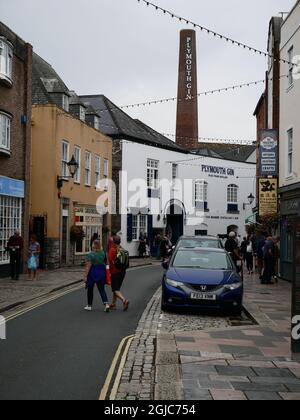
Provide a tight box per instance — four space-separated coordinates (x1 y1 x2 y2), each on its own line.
0 0 296 142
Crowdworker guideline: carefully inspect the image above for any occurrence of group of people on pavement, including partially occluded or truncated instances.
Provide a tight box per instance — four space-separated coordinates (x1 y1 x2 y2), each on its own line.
6 230 41 281
84 233 130 313
225 231 280 285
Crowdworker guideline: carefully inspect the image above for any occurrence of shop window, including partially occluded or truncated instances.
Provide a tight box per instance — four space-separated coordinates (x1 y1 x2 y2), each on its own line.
0 196 22 265
132 214 148 242
75 206 103 255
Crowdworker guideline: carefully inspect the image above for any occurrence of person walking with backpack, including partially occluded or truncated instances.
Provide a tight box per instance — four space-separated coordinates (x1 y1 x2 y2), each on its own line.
84 240 110 313
109 235 130 311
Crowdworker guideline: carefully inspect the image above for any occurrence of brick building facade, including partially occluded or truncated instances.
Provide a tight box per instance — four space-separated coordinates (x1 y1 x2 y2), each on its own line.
0 22 32 277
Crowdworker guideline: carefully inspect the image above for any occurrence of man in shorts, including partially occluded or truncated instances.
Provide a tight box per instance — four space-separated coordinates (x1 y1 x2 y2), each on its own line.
109 235 130 311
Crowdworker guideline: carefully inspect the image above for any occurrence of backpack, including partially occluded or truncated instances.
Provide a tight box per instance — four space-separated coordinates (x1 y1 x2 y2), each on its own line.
115 247 130 270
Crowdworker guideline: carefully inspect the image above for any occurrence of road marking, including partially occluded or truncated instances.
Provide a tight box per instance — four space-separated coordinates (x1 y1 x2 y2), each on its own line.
2 264 158 322
4 284 84 322
110 336 134 400
99 335 134 401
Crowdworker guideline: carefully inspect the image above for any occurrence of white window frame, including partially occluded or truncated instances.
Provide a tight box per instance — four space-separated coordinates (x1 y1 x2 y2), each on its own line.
74 146 81 184
0 196 22 265
195 180 208 205
172 164 178 180
227 184 238 204
287 128 293 177
0 112 11 153
103 159 109 190
79 106 85 122
147 159 159 190
95 155 101 188
94 116 101 130
288 46 294 87
62 94 69 112
74 206 103 255
0 38 13 83
61 141 69 179
85 151 92 186
132 214 148 242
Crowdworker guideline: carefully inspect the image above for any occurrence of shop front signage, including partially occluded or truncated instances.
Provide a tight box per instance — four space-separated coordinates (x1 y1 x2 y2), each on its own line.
259 178 278 217
259 130 279 177
0 176 25 198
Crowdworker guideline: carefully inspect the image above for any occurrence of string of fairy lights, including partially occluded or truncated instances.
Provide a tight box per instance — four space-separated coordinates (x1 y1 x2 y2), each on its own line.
89 75 288 115
135 0 296 67
57 109 256 145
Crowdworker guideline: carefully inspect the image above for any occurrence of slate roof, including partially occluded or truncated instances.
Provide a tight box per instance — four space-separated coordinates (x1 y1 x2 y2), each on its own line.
194 143 257 163
79 95 188 154
32 53 70 105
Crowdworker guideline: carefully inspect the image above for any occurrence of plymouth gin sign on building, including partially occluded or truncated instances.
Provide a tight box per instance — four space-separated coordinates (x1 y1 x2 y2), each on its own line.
259 130 279 177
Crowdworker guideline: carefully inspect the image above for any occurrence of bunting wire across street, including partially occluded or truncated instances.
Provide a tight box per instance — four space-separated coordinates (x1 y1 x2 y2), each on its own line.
135 0 296 67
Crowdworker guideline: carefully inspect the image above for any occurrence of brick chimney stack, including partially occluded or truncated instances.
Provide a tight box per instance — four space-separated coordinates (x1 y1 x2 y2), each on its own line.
176 30 199 151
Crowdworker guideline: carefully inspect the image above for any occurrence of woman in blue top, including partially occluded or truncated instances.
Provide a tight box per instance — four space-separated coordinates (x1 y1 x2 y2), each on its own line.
84 240 110 313
28 234 41 280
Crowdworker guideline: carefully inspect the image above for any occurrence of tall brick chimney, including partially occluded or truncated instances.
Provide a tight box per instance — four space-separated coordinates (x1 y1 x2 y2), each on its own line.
176 30 199 151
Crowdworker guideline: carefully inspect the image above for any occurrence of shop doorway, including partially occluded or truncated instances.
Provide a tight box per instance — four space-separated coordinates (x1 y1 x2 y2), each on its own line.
61 214 69 266
166 202 184 245
32 217 45 269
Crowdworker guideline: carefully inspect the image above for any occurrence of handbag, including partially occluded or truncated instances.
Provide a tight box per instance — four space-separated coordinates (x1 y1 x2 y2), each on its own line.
28 255 37 271
106 265 111 286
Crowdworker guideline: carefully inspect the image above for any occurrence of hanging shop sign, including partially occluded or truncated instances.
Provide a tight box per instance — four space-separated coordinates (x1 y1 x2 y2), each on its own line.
259 178 278 217
259 130 279 177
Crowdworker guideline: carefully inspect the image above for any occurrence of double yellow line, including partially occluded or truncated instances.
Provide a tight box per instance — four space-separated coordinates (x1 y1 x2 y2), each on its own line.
99 335 134 400
4 283 84 322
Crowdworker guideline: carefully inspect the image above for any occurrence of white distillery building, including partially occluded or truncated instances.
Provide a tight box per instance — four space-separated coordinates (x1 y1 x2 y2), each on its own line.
81 95 256 256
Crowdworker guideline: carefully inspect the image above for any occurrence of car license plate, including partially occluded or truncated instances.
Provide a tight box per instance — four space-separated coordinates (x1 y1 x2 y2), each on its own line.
190 293 217 301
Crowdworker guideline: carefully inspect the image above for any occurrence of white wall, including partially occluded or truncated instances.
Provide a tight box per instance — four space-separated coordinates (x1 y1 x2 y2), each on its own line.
280 1 300 188
119 141 256 256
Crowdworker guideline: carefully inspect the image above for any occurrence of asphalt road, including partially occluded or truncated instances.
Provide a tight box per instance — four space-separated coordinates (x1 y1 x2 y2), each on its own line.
0 265 162 400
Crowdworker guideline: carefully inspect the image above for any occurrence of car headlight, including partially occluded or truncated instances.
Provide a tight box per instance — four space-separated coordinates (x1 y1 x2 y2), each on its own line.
166 278 185 288
224 282 243 291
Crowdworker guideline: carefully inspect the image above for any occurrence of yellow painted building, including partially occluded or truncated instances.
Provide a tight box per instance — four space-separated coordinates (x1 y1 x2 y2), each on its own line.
30 104 113 269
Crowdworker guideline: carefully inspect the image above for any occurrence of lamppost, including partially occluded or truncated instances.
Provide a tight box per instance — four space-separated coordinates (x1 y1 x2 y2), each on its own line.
243 193 255 210
57 155 79 189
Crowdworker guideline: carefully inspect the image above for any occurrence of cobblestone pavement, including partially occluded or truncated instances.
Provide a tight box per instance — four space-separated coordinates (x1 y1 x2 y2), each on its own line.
0 258 154 314
117 273 300 401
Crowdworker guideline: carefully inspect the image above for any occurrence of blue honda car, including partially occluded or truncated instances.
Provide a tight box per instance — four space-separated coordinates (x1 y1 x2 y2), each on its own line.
162 247 244 315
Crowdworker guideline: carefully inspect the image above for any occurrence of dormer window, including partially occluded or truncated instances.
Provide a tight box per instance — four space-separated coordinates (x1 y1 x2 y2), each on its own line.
0 38 13 86
62 94 69 112
94 116 101 130
79 106 85 122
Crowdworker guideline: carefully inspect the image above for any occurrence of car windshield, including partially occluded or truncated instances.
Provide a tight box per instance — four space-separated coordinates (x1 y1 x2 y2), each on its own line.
179 239 221 249
173 250 232 270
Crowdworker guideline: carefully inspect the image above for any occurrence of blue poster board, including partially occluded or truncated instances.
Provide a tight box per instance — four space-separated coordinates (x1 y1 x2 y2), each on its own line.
0 176 25 198
259 130 279 177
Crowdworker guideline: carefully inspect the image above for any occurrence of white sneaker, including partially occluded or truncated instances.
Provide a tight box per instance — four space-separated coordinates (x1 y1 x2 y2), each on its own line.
84 306 92 311
104 304 110 313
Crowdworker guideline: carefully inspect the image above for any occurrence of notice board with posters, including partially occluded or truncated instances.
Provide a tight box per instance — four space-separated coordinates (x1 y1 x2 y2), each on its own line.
259 130 279 177
292 219 300 354
259 178 278 217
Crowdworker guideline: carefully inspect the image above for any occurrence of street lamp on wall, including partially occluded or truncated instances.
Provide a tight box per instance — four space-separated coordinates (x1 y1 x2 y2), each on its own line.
57 155 79 189
243 193 255 210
